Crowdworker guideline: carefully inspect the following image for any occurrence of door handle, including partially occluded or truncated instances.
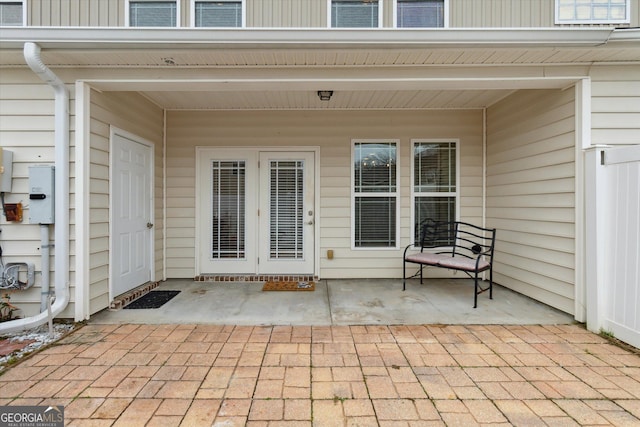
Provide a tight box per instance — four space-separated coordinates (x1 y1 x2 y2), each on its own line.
147 222 154 229
307 220 314 225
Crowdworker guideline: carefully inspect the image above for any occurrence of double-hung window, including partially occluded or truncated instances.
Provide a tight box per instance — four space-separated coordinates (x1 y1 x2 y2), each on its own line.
396 0 445 28
193 0 243 27
555 0 629 24
352 140 399 249
331 0 381 28
0 1 24 26
128 0 178 27
412 140 458 245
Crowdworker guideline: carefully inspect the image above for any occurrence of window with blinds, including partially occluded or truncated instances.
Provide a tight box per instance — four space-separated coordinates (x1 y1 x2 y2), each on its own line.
211 161 245 259
194 0 242 27
353 141 398 248
269 161 305 259
331 0 380 28
0 1 23 26
129 1 177 27
413 141 457 245
397 0 444 28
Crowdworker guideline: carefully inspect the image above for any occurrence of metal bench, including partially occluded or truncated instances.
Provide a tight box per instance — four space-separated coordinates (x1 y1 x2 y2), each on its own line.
403 219 497 308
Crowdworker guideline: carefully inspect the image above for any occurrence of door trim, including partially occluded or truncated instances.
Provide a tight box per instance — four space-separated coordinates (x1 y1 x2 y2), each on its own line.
195 146 320 279
109 127 155 300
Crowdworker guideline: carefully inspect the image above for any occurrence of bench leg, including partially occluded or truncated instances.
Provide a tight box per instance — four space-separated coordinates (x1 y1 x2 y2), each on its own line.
473 274 478 309
489 268 493 300
402 260 406 291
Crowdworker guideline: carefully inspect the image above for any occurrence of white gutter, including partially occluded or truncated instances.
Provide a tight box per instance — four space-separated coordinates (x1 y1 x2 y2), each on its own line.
0 27 617 50
0 42 70 333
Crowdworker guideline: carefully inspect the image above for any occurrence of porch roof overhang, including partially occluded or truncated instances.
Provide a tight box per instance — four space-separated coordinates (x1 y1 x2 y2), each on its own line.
1 27 639 110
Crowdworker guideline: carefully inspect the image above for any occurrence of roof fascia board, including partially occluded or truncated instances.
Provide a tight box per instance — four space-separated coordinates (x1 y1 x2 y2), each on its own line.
0 27 616 50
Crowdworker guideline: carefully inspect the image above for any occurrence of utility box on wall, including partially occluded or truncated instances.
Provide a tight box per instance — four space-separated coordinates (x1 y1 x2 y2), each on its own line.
1 148 13 192
29 165 55 224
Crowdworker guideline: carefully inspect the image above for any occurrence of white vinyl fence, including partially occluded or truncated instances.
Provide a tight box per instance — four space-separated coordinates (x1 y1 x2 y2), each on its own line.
598 145 640 348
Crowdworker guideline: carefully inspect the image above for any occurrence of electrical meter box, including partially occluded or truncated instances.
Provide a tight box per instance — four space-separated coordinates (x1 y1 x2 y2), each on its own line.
1 148 13 192
29 165 55 224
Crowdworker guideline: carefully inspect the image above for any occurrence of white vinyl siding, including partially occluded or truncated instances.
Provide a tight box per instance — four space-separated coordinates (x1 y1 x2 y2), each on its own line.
166 109 482 279
18 0 640 27
0 70 75 318
247 0 326 27
590 65 640 146
486 89 576 315
88 90 164 314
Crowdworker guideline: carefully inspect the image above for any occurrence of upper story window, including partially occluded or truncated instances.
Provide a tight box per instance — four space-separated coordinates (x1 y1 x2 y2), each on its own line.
331 0 381 28
193 0 244 27
128 0 178 27
556 0 630 24
0 1 25 26
396 0 445 28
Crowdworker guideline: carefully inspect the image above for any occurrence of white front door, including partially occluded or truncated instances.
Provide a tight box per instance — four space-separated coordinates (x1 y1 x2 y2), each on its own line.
198 149 315 276
111 130 154 297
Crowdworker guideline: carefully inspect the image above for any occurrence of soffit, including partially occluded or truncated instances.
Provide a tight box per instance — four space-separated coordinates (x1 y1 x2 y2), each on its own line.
1 27 638 110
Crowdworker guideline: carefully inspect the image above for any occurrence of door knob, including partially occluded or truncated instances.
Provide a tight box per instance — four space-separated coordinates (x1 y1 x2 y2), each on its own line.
147 222 154 229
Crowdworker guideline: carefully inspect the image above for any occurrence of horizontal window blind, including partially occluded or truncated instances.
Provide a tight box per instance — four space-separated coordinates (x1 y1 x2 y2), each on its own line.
211 161 245 259
397 0 444 27
0 2 22 26
270 161 304 259
332 0 379 27
195 1 242 27
129 1 177 27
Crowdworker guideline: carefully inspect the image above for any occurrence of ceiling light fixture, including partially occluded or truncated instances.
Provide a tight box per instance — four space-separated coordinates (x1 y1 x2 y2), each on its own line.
317 90 333 101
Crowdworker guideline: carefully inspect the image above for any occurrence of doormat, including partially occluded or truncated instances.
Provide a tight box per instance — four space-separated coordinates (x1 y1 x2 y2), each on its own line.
124 290 180 309
262 281 315 291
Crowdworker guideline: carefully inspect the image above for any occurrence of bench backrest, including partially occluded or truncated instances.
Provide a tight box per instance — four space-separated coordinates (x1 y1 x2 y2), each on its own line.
418 219 496 261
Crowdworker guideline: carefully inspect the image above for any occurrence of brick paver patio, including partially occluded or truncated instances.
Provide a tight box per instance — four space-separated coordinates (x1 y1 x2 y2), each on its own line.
1 323 639 426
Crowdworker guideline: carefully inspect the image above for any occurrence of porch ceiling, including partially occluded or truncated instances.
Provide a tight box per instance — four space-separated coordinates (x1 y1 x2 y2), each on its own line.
2 27 638 110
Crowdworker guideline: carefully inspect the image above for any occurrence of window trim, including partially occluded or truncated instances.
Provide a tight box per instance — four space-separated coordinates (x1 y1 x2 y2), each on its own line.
555 0 630 24
392 0 449 28
0 0 26 26
125 0 181 28
410 139 460 249
190 0 246 28
328 0 383 28
351 139 400 251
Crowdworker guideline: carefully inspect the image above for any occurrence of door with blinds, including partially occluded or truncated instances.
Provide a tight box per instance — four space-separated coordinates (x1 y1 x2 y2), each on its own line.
198 149 315 276
258 152 315 275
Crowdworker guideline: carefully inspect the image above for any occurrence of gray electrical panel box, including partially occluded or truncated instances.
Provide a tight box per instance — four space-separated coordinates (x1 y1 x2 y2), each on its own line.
29 165 55 224
0 149 13 192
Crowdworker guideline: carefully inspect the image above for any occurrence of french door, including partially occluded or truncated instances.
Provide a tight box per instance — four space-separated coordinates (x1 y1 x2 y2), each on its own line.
198 149 315 276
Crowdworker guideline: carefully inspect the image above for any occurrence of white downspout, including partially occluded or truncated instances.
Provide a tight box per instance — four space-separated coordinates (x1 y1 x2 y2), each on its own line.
0 42 70 333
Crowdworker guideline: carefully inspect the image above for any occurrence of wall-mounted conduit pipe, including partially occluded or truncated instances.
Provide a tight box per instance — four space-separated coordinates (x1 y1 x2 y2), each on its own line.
0 42 70 333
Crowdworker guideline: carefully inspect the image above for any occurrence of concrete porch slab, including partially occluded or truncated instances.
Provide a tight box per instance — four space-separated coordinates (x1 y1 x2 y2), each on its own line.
91 278 573 325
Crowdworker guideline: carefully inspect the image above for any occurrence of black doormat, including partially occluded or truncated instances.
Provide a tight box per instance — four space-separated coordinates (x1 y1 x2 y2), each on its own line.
124 290 180 309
